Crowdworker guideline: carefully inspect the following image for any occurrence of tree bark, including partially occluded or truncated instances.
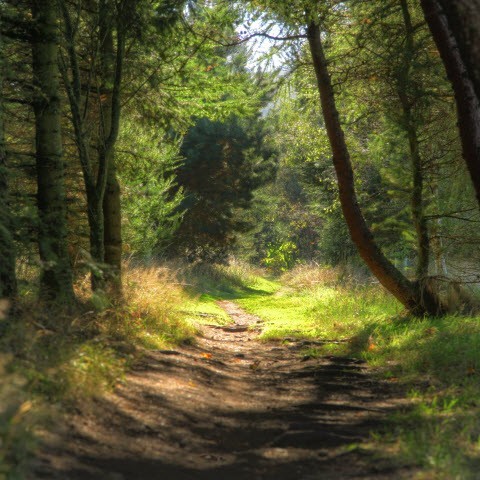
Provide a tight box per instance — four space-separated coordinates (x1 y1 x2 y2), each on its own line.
420 0 480 210
0 22 17 300
31 0 74 303
100 0 123 295
306 21 443 316
59 0 107 291
437 0 480 105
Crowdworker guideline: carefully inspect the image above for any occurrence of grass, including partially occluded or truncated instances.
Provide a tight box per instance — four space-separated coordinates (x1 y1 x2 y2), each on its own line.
237 268 399 343
232 264 480 479
359 316 480 478
0 262 198 478
176 260 279 326
3 260 480 479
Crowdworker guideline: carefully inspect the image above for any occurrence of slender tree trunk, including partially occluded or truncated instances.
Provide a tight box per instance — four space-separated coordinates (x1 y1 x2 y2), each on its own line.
59 0 107 291
31 0 74 303
100 0 123 295
420 0 480 210
86 185 105 290
0 24 17 300
102 152 122 288
306 21 443 315
398 0 430 281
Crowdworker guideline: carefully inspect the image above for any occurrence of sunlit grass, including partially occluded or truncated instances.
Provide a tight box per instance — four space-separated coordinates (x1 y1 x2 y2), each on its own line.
176 259 279 326
233 264 480 479
354 315 480 478
237 283 400 341
4 260 480 479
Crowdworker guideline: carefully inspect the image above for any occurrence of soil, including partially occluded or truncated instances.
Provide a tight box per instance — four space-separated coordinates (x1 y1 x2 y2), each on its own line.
32 301 413 480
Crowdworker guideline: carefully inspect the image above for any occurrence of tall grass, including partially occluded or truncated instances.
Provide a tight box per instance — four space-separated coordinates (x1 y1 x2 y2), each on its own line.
0 260 202 478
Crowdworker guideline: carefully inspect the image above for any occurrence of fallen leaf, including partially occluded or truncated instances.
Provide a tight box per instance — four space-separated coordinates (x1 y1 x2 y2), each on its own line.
424 327 438 337
249 360 261 370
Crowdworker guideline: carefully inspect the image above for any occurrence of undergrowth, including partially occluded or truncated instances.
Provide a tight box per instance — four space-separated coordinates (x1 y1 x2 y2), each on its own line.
3 260 479 478
0 262 198 478
236 264 480 479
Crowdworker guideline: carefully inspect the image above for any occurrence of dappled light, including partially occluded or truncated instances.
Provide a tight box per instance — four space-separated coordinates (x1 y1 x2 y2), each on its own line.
1 0 480 478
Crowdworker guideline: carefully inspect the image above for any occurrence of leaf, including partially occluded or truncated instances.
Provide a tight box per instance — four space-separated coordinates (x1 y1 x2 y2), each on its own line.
249 360 261 370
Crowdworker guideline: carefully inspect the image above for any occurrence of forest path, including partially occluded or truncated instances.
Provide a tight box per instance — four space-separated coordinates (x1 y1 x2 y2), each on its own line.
34 301 412 480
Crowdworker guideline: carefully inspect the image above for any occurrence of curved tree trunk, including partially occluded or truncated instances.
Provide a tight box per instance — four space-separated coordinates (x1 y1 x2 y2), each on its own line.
0 24 17 300
31 0 74 303
420 0 480 210
306 21 443 316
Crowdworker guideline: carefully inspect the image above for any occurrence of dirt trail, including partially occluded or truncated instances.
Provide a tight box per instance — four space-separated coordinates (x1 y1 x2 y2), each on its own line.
33 301 411 480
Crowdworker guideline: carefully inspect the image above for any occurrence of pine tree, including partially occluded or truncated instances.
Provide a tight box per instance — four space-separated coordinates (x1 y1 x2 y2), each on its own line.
31 0 74 303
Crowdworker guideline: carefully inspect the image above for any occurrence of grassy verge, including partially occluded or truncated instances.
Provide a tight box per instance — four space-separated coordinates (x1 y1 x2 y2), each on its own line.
234 264 480 479
176 260 279 326
3 260 479 478
0 262 197 477
0 259 272 478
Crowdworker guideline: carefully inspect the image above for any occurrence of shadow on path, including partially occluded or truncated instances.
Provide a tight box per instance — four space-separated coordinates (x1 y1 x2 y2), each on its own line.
33 301 412 480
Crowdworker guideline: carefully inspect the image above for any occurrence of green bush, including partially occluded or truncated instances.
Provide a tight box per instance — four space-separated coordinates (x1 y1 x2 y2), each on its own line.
263 241 297 273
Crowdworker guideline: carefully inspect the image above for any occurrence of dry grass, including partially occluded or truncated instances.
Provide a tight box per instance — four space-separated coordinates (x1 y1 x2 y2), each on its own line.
104 262 196 347
280 263 341 290
1 262 197 401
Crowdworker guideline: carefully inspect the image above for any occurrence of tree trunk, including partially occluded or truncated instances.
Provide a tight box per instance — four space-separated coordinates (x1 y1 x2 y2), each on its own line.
420 0 480 210
0 24 17 300
31 0 74 303
59 0 107 291
103 154 122 290
437 0 480 104
306 21 443 316
86 185 105 290
100 0 123 295
398 0 430 281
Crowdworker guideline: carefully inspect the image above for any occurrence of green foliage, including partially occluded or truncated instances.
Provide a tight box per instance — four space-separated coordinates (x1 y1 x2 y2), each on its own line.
118 119 184 256
263 241 297 272
237 162 325 268
171 115 276 262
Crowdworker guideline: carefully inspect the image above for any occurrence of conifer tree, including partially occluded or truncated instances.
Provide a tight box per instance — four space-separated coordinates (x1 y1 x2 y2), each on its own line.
0 19 17 300
31 0 74 302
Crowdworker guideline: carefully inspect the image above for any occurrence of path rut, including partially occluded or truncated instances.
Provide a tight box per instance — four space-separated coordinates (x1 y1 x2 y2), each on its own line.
33 301 411 480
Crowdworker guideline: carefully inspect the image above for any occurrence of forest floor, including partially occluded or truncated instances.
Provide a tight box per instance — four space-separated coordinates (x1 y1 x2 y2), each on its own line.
32 300 415 480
